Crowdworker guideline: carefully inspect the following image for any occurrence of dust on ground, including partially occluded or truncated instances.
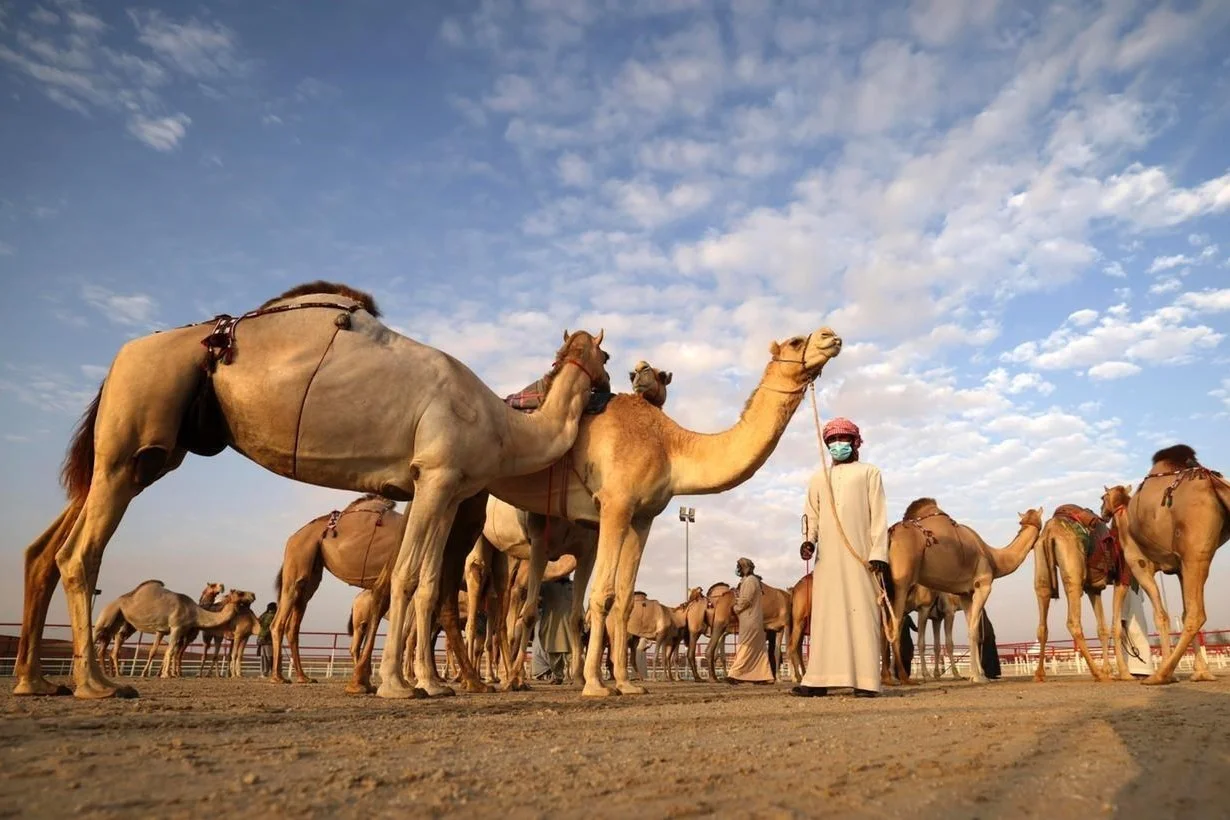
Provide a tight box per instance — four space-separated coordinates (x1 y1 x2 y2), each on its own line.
2 674 1227 819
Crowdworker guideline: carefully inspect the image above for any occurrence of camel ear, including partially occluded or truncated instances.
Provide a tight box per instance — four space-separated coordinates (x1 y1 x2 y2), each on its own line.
662 371 673 385
769 340 781 356
595 328 604 346
563 329 570 342
628 370 636 382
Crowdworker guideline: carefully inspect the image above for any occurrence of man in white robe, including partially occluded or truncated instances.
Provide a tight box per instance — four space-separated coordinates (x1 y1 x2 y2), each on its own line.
791 416 890 698
1120 583 1154 678
725 558 775 684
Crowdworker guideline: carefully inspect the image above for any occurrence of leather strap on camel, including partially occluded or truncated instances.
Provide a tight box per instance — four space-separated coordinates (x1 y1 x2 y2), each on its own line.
1138 465 1227 508
198 300 364 371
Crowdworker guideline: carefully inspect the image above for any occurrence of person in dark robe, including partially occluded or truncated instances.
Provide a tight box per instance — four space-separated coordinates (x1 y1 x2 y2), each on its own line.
979 610 1002 680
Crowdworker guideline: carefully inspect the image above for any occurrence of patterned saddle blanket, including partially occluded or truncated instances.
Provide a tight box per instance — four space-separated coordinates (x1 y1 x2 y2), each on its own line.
504 378 614 415
1053 504 1128 591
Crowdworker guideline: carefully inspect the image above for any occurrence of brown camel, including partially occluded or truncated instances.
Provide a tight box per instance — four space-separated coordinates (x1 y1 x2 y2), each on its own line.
14 280 610 699
484 328 842 697
1102 444 1229 685
887 499 1043 684
269 493 399 685
92 582 252 678
347 588 377 671
704 578 791 681
95 580 224 677
481 361 675 689
1032 504 1132 683
488 548 579 689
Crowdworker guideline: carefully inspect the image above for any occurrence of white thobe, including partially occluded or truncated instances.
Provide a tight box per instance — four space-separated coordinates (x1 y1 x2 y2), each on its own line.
1121 585 1154 676
727 575 774 682
801 461 889 692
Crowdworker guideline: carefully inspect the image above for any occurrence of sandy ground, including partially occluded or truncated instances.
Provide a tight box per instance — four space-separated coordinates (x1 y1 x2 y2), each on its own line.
1 673 1228 819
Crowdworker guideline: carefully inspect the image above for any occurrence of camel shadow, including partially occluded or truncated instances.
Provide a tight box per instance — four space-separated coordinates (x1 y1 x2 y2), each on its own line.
1103 682 1230 813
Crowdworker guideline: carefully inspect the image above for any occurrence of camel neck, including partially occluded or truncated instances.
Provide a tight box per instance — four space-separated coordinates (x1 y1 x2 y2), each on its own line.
666 363 807 496
983 523 1041 578
499 362 592 477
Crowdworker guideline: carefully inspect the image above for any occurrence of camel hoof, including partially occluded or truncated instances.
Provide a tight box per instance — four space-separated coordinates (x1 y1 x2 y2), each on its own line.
461 680 493 694
582 683 616 698
75 682 139 700
1190 670 1217 683
616 681 648 695
1141 674 1178 686
344 681 376 695
905 678 921 687
376 681 421 699
423 684 456 698
270 677 291 686
13 677 73 697
1032 673 1046 683
294 677 317 685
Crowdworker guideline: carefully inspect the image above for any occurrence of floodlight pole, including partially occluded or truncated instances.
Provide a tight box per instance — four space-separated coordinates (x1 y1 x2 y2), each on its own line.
679 506 695 598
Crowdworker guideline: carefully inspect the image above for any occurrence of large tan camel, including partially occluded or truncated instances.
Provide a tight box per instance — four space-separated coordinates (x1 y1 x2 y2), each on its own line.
92 582 252 678
270 493 400 685
887 499 1043 684
484 328 842 697
1032 504 1132 683
14 280 610 699
489 549 578 688
669 583 731 681
704 579 791 681
1102 444 1229 685
95 580 224 677
478 360 676 689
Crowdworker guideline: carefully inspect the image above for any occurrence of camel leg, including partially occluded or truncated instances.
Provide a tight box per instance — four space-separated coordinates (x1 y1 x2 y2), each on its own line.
1148 560 1213 684
53 475 141 699
607 523 652 696
1033 587 1051 682
348 585 387 695
141 633 162 677
1088 591 1114 681
915 605 931 681
378 481 461 700
705 621 727 682
13 504 80 696
509 526 551 690
943 612 958 679
787 626 803 684
581 506 634 698
196 639 209 677
962 583 991 684
159 627 183 680
888 571 916 685
565 544 597 685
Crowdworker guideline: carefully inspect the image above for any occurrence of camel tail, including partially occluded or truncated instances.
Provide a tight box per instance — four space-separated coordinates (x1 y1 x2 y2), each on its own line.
60 382 103 505
273 568 283 595
346 612 354 636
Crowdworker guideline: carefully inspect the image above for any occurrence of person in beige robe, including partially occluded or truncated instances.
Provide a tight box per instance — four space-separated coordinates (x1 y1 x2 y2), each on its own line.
725 558 775 684
791 416 889 698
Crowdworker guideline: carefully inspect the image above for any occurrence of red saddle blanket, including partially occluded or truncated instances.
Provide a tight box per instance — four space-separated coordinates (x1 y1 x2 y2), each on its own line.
1053 504 1128 591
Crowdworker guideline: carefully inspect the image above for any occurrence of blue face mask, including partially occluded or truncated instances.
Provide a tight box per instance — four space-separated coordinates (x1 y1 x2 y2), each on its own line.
828 441 853 462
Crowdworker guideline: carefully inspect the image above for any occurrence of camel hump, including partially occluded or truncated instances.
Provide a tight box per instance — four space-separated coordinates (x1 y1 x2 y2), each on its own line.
903 497 940 519
344 493 396 512
134 579 165 591
706 582 731 597
1151 444 1199 468
259 280 381 318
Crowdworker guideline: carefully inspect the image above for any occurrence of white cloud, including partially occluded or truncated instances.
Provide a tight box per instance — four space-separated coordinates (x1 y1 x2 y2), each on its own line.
1067 309 1098 327
127 112 190 151
1103 261 1126 277
128 10 243 79
1177 288 1230 313
80 285 157 326
555 152 593 187
1087 361 1141 380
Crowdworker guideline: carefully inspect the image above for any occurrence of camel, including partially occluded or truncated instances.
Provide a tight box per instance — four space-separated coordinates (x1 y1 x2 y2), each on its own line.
347 588 377 671
270 493 400 685
1032 504 1133 683
92 582 253 678
913 587 960 681
14 279 610 699
483 328 842 697
1102 444 1229 685
669 583 731 682
95 580 224 677
704 579 791 681
477 361 676 689
605 595 679 681
887 499 1043 684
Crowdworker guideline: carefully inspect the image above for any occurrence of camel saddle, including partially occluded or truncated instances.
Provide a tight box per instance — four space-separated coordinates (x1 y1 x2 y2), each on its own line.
503 378 614 415
1052 504 1127 593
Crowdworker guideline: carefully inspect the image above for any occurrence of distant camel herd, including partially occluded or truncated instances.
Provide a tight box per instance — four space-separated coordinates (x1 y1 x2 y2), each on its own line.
11 281 1226 701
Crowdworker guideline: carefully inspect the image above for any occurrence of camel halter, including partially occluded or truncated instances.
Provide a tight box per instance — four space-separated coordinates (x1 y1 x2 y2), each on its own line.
806 384 902 648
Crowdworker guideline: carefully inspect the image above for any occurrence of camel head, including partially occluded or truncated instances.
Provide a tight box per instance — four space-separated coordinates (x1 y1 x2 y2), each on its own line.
555 328 611 392
1152 443 1199 469
202 581 225 597
1019 508 1044 531
224 589 257 611
1100 485 1132 522
768 327 842 385
629 360 672 408
686 586 703 603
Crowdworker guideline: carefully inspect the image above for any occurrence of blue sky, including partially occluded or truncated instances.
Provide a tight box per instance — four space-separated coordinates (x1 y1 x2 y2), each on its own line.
2 0 1229 645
